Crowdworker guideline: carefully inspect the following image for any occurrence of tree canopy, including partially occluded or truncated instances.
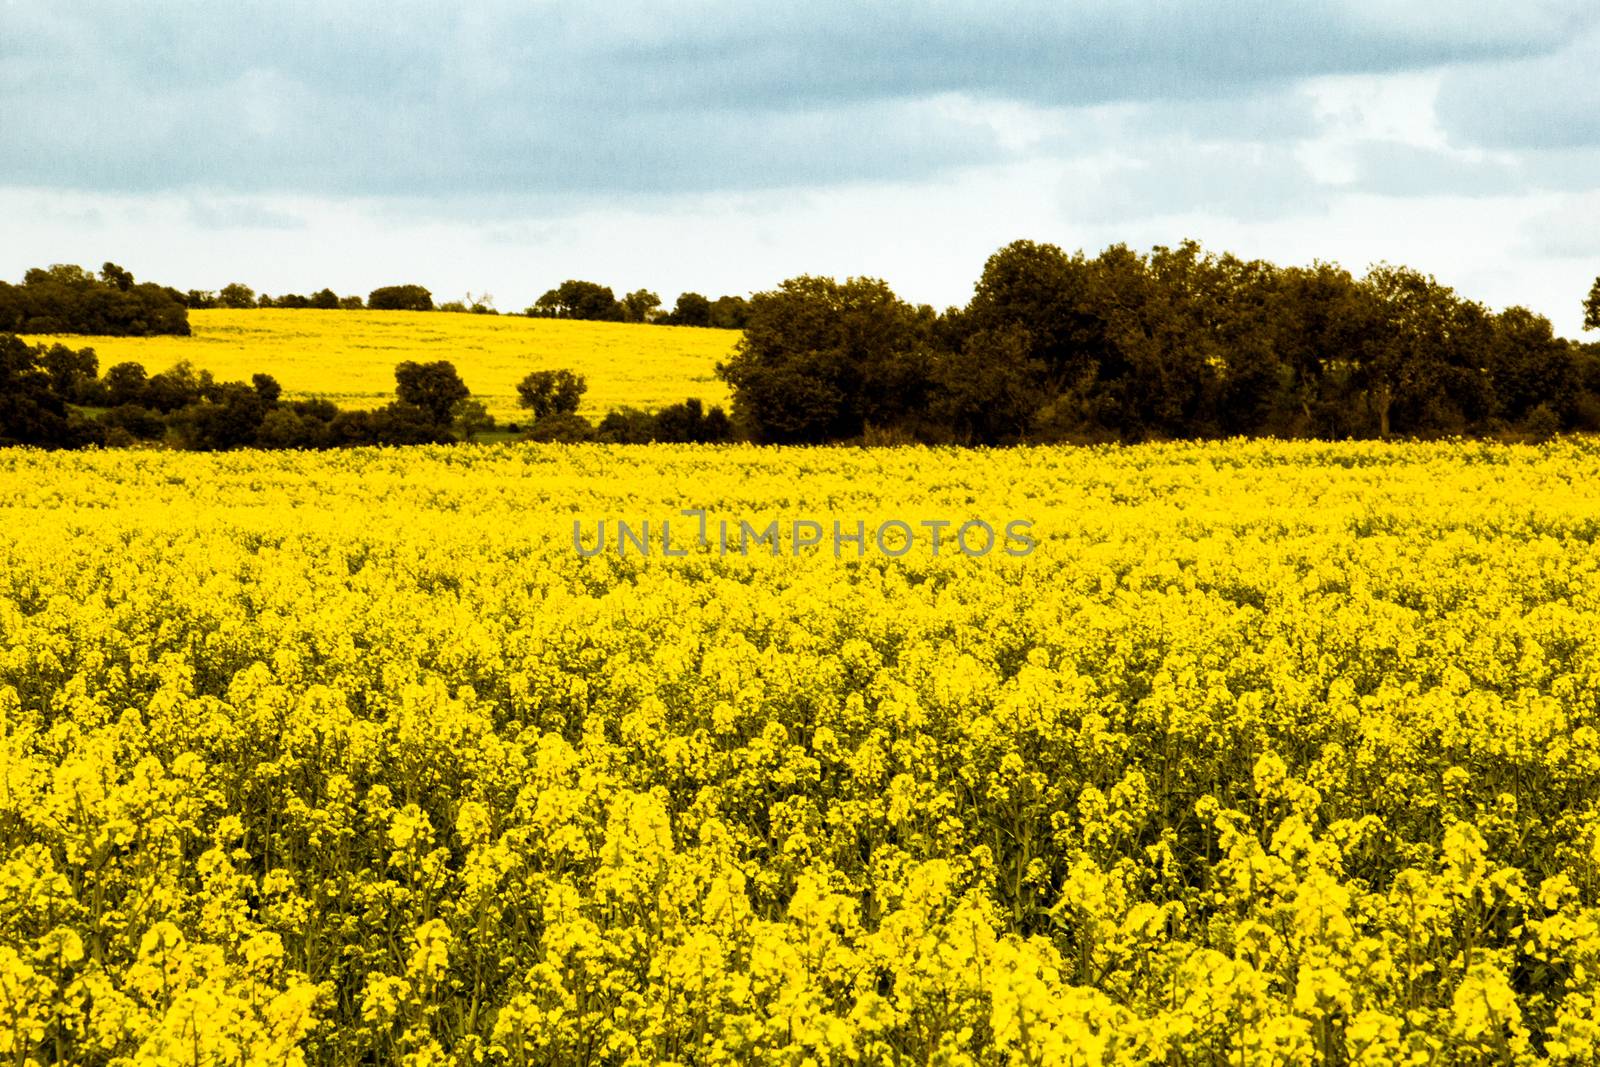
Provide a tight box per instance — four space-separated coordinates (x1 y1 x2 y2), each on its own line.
716 240 1600 444
0 263 189 336
368 285 434 312
516 369 587 419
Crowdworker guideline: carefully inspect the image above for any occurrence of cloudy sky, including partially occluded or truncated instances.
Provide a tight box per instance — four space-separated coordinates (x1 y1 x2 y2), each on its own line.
3 1 1598 334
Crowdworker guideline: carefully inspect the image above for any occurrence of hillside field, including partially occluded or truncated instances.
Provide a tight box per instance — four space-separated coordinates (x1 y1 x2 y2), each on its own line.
23 308 737 421
3 439 1600 1063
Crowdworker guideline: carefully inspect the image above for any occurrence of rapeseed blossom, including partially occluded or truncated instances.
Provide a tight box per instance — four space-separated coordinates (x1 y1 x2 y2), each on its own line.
0 438 1598 1063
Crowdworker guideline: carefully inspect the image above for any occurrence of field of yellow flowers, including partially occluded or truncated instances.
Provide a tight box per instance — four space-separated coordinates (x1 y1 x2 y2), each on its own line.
3 439 1600 1065
23 309 736 420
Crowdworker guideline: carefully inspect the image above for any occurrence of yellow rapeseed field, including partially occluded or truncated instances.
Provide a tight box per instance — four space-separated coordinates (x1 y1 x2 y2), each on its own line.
23 309 737 421
3 439 1600 1064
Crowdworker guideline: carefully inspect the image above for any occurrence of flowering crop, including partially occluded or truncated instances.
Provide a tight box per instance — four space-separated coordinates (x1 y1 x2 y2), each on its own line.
24 309 736 420
2 439 1600 1065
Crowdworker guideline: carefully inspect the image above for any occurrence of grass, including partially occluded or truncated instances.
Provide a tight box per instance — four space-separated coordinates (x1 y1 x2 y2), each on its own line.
25 308 739 422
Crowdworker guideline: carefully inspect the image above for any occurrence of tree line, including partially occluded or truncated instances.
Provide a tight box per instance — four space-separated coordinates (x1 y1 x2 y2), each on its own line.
3 263 754 330
0 263 447 332
0 263 191 336
719 241 1600 444
180 275 748 326
0 333 733 449
7 249 1599 445
186 283 455 313
191 279 751 326
525 280 750 328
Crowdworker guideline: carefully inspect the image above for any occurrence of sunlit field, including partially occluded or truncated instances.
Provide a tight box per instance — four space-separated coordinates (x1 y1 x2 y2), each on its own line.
4 439 1600 1063
24 308 737 421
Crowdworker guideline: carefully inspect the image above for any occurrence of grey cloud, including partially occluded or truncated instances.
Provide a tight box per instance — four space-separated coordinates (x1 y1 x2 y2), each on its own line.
1345 142 1528 197
1116 89 1325 144
1516 194 1600 258
3 0 1597 199
1435 26 1600 150
184 197 307 230
1066 144 1331 223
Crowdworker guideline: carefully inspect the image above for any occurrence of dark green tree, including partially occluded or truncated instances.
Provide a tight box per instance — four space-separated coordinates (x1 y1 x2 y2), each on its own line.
0 335 71 446
252 373 283 406
718 275 929 443
516 369 586 419
40 343 99 404
451 398 495 442
100 262 134 292
368 285 434 312
217 283 257 309
1486 307 1577 425
929 324 1047 444
0 264 188 335
529 281 621 321
1358 265 1492 437
102 362 150 407
963 240 1093 387
173 381 270 450
522 412 595 442
709 295 750 330
1267 263 1375 436
596 407 657 443
651 397 734 442
394 360 469 425
143 361 208 413
666 292 712 327
620 289 661 324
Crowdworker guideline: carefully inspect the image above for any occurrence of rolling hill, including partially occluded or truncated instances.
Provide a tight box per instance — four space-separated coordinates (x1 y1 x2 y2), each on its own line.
25 308 738 422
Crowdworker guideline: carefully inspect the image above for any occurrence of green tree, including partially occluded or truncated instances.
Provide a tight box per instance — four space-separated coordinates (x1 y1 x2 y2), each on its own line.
252 373 283 406
40 342 99 404
217 283 256 309
173 381 269 451
100 262 134 292
718 275 929 443
516 369 586 419
1486 306 1576 424
1268 263 1375 436
368 285 434 311
963 240 1096 396
651 397 734 443
930 324 1047 444
1586 276 1599 331
394 360 469 425
523 412 595 442
667 292 712 327
0 334 71 446
620 289 661 323
451 398 495 442
1358 264 1491 438
709 295 749 329
143 361 208 413
529 281 621 321
0 263 188 336
102 362 150 407
596 407 657 443
1074 244 1190 439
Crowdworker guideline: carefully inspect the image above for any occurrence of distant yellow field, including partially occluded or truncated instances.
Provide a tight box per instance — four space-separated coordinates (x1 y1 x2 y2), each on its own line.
25 308 737 421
